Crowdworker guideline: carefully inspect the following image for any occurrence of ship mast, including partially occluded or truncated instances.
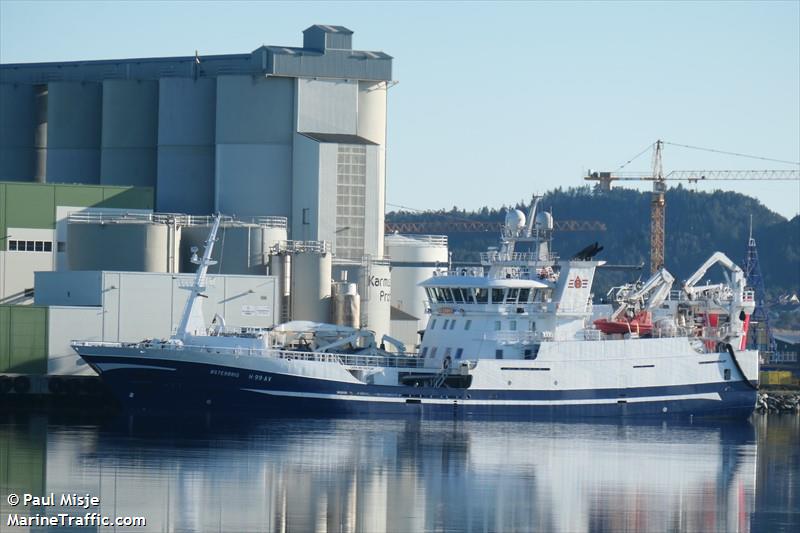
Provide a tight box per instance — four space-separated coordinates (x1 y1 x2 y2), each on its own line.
174 214 221 340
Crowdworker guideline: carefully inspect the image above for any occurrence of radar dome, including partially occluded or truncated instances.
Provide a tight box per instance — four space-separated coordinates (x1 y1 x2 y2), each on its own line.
505 209 526 230
535 211 553 230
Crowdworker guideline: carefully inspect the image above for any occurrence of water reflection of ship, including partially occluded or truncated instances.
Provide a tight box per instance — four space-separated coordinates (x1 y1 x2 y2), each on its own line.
35 417 759 533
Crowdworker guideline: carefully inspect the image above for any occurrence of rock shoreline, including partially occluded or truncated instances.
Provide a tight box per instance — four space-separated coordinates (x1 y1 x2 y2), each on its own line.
756 392 800 413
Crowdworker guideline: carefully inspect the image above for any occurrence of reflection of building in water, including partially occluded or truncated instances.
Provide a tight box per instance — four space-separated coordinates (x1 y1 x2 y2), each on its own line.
753 415 800 532
19 417 764 532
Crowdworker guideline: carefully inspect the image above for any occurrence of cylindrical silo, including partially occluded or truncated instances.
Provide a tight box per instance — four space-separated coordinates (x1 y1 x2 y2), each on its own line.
34 84 48 182
67 217 178 272
332 273 360 329
291 250 332 323
101 79 158 187
180 218 287 275
46 81 102 183
357 257 391 341
357 81 387 146
0 84 36 181
156 77 216 214
385 234 448 330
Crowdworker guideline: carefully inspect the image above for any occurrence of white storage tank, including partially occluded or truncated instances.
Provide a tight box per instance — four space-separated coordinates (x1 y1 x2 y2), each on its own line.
291 245 332 323
67 213 181 272
332 273 360 329
180 217 288 275
385 234 448 330
334 257 392 341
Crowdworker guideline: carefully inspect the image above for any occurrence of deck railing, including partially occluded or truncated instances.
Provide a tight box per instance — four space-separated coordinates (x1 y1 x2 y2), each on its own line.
72 341 426 369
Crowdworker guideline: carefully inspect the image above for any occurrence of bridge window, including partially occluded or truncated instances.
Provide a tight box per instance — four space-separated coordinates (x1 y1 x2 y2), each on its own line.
475 289 488 304
518 288 530 302
465 320 472 331
506 288 519 303
455 348 464 359
442 289 454 303
453 288 464 303
491 288 505 304
426 288 438 303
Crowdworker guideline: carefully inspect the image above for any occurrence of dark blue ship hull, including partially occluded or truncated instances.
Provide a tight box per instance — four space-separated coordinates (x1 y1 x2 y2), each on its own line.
80 353 757 420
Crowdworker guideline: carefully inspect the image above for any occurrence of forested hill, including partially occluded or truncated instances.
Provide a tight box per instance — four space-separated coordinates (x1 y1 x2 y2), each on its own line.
386 186 799 297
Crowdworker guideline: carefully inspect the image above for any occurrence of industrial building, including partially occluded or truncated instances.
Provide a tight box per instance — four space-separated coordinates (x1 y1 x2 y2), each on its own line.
0 24 391 260
0 181 153 303
0 25 451 382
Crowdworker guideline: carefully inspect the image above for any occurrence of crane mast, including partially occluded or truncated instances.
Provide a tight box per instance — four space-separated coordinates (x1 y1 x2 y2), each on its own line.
650 140 665 273
585 140 799 273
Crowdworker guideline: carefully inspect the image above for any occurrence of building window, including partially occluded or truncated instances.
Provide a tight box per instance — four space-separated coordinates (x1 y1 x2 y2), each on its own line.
455 348 464 359
7 240 53 253
464 320 472 331
335 144 367 260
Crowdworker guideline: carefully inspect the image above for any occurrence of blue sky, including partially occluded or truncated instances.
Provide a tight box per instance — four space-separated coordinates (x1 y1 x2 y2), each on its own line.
2 1 798 218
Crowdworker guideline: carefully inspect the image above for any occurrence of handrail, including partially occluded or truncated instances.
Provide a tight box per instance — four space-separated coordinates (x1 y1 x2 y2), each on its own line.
72 341 426 369
68 211 288 229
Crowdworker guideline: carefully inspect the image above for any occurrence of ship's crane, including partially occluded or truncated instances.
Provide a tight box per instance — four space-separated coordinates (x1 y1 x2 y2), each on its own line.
609 267 675 321
586 140 800 273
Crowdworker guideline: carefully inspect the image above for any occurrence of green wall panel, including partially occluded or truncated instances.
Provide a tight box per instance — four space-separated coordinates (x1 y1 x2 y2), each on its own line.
0 184 6 247
0 182 154 239
0 305 47 374
0 306 9 371
4 183 55 230
54 184 106 208
101 186 154 209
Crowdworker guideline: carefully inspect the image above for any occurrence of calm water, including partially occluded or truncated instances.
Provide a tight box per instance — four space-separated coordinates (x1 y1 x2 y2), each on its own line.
0 412 797 533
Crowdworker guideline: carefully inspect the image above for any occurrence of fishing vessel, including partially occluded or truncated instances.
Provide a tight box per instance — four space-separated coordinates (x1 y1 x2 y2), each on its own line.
72 199 759 418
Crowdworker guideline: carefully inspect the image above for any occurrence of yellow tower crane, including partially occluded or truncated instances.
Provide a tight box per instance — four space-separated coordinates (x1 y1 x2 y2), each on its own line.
586 140 800 273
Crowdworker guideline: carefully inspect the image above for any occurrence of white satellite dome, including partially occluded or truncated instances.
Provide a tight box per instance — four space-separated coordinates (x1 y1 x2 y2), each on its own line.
535 211 553 230
505 209 526 230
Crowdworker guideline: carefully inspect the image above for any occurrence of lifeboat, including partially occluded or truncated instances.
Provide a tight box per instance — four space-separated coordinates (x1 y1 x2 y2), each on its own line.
594 311 653 336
